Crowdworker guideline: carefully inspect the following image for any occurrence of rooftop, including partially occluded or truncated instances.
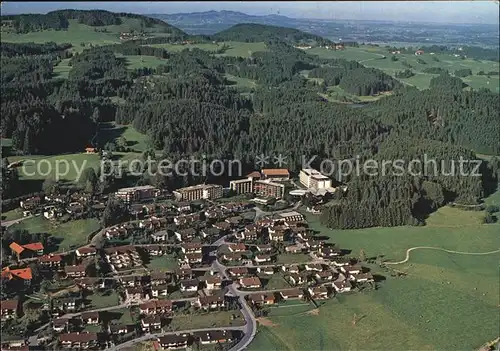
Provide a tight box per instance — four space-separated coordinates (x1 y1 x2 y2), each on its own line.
175 184 221 192
261 168 290 176
117 185 156 193
301 168 330 180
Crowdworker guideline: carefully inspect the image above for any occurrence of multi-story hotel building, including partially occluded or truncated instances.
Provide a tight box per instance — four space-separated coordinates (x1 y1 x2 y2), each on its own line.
173 184 223 201
229 178 253 194
115 185 160 204
299 168 332 190
254 180 285 199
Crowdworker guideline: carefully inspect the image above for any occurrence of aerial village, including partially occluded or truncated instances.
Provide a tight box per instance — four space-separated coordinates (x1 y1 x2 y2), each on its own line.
1 168 378 351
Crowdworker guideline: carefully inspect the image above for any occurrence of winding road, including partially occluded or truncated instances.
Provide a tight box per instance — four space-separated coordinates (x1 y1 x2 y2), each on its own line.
384 246 500 265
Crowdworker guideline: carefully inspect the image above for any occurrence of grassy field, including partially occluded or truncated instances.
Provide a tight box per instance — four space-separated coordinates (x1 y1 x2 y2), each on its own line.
169 310 245 331
1 18 172 51
146 256 179 272
309 45 499 91
7 153 101 182
53 55 168 78
88 291 121 309
305 205 499 261
121 55 168 69
275 253 311 264
224 74 258 92
1 20 120 48
116 308 135 324
98 122 152 153
8 217 100 251
5 123 151 184
52 58 72 79
260 275 290 290
248 191 500 350
147 41 267 58
1 208 25 221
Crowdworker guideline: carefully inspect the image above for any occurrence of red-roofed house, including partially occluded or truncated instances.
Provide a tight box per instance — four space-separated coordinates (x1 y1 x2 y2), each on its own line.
39 254 63 269
9 242 44 259
1 267 32 286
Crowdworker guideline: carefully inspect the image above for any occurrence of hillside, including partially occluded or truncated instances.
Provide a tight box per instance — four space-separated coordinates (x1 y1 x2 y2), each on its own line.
1 9 185 37
211 23 332 46
152 10 298 35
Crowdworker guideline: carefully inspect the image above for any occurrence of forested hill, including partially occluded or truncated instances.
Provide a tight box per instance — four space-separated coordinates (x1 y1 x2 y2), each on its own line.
211 23 333 46
1 31 499 229
1 9 185 36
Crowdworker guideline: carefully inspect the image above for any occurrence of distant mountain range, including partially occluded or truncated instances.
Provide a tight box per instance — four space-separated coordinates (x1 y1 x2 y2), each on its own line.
151 10 302 34
150 10 499 47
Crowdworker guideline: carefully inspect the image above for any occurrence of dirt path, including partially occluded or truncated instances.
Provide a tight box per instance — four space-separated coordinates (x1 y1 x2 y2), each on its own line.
385 247 500 265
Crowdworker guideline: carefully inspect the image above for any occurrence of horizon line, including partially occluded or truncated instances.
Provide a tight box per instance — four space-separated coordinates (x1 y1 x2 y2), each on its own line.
0 8 498 26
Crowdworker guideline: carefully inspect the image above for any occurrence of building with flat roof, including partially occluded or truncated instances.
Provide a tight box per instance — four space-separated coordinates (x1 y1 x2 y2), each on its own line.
229 178 253 194
254 180 285 199
261 169 290 181
173 184 223 201
278 211 305 222
299 168 332 190
115 185 160 204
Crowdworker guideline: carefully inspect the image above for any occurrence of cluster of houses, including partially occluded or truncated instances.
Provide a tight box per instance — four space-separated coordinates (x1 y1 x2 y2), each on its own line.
1 166 382 350
19 192 106 220
104 199 254 246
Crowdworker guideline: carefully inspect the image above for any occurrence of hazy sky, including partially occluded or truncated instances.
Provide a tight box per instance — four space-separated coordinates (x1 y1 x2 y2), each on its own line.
1 1 499 25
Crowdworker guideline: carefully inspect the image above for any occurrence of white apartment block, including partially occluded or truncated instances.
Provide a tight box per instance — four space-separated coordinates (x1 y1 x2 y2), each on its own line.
173 184 223 201
299 169 332 190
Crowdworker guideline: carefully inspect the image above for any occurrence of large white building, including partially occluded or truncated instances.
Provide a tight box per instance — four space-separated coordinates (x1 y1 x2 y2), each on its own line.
173 184 223 201
299 169 332 190
116 185 160 204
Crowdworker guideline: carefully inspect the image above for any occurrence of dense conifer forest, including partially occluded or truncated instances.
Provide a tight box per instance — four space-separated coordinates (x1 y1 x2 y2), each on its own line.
1 14 499 229
2 9 185 35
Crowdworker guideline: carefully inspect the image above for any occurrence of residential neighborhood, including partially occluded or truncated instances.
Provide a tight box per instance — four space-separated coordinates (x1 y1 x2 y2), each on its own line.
1 168 379 350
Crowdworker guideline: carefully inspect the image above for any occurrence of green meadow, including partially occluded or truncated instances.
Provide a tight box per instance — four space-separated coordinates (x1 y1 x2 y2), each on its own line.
146 41 267 58
248 191 500 350
1 18 173 51
8 217 100 251
309 45 499 91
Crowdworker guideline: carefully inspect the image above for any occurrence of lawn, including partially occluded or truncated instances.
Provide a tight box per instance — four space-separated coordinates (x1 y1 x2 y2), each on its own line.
1 208 25 221
116 308 135 324
247 192 500 350
146 255 179 272
87 291 121 309
259 275 290 290
169 310 245 331
7 153 101 182
275 253 311 265
8 217 101 251
247 326 292 351
84 325 102 333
